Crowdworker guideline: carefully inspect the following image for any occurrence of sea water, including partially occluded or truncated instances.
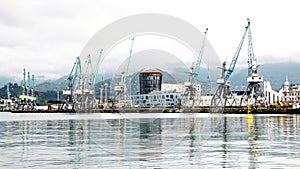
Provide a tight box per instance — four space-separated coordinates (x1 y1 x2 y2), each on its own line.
0 112 299 168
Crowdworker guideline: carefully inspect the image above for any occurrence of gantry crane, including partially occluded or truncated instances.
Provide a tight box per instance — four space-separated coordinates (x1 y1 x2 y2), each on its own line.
181 28 208 108
240 18 264 107
17 68 36 110
211 20 249 112
66 49 104 111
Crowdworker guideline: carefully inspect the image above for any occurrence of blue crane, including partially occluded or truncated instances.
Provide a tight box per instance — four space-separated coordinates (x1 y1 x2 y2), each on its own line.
6 83 11 100
64 56 82 102
225 22 249 81
31 74 35 97
113 36 135 107
67 57 82 91
21 68 26 96
211 20 249 112
123 36 135 88
192 28 208 84
27 71 30 96
181 29 208 108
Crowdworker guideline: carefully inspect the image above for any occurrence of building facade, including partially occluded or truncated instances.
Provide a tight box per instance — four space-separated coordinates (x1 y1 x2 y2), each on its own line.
279 76 300 104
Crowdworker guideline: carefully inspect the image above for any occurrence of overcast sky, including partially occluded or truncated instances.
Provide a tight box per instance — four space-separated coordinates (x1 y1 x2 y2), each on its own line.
0 0 299 83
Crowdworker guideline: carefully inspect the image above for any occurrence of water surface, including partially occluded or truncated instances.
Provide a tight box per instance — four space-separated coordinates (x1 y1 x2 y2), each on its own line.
0 112 299 168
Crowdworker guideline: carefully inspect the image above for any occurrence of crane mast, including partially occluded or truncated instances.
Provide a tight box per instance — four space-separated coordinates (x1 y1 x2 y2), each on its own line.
31 75 35 97
22 68 26 96
211 20 249 112
27 72 30 96
6 83 11 100
247 18 255 76
241 18 264 107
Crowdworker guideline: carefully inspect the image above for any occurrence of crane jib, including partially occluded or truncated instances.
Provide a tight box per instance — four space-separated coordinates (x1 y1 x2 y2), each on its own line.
192 28 208 83
225 23 249 81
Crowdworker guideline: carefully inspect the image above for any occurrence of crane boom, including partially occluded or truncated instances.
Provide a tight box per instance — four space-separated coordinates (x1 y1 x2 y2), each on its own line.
225 22 249 81
181 29 208 108
123 36 135 87
192 28 208 83
67 57 82 89
80 55 93 90
92 49 103 88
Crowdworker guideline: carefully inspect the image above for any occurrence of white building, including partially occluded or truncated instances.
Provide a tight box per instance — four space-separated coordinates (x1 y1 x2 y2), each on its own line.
131 90 182 108
279 76 300 104
264 81 282 105
161 84 184 92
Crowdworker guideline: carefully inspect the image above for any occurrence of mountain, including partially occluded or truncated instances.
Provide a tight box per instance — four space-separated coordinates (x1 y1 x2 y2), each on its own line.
34 72 114 92
0 77 17 88
2 62 299 97
34 75 68 92
229 62 300 90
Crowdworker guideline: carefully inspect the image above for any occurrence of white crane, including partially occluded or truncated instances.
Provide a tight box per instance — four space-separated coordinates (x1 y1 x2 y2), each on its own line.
181 28 208 108
240 18 264 108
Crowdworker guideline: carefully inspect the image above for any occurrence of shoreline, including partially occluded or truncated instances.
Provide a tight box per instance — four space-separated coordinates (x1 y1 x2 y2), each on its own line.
8 107 300 114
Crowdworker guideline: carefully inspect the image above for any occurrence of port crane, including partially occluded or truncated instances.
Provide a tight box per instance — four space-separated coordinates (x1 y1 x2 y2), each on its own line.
240 18 265 107
181 28 208 108
63 56 82 108
114 36 135 108
6 83 11 100
62 48 104 111
31 74 35 99
17 68 36 110
92 49 103 90
211 20 249 112
82 50 104 109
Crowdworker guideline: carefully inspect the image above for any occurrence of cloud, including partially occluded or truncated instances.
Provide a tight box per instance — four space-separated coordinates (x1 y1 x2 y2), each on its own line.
0 0 300 83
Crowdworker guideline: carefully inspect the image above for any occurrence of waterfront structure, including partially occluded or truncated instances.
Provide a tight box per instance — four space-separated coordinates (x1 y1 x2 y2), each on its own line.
131 90 182 108
139 70 162 94
262 76 300 108
161 84 184 92
279 76 300 106
131 69 182 108
264 81 281 105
